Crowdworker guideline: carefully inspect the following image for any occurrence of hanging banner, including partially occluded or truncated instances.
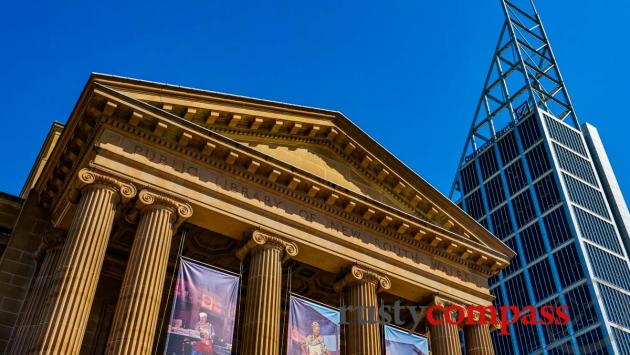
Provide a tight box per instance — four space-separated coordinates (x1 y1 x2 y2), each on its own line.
287 295 340 355
164 258 239 355
384 325 429 355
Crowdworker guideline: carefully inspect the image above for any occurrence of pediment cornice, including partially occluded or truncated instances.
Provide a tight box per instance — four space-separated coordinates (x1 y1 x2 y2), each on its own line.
101 83 464 225
93 75 512 256
35 75 513 276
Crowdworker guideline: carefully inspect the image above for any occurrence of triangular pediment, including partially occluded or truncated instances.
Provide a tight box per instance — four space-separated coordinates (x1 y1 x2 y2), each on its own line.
80 74 514 262
223 135 413 212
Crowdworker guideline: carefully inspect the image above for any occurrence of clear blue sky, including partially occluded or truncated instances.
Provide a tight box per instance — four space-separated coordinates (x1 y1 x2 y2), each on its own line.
2 0 628 198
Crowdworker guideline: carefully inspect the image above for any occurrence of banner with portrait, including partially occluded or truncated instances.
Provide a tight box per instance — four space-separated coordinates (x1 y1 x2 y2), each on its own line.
164 258 239 355
384 324 429 355
287 295 340 355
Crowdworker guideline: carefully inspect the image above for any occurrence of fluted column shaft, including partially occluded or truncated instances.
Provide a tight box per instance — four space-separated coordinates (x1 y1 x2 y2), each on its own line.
429 309 462 355
335 266 391 355
465 324 494 355
7 230 65 355
347 280 380 355
237 231 298 355
35 169 135 355
106 190 192 355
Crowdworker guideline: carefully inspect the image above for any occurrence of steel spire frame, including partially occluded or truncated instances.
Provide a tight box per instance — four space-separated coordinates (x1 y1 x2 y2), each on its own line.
450 0 579 198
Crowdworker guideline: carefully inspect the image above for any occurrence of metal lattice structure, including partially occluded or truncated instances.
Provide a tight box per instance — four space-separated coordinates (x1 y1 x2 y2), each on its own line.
450 0 578 198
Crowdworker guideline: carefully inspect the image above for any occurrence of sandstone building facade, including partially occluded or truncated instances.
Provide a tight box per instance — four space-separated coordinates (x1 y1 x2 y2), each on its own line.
0 74 513 354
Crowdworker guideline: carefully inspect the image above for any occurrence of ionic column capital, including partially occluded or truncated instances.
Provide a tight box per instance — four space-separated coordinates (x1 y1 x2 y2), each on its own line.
468 309 482 323
333 265 391 293
70 168 137 204
428 296 468 321
125 189 193 228
235 230 298 262
430 295 466 308
467 308 501 331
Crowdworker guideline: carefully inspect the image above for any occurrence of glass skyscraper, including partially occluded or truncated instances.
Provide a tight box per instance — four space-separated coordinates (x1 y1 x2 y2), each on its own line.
454 110 630 354
450 1 630 353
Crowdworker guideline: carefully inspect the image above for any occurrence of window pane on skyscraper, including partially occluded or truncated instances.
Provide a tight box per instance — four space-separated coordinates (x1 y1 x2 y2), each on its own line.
518 115 542 150
544 208 572 249
541 297 570 345
491 205 513 239
478 148 499 181
554 142 598 186
505 160 528 195
504 273 530 309
485 175 506 210
520 223 546 263
575 327 608 355
529 258 556 302
535 174 562 213
513 320 542 353
503 237 521 275
525 143 551 180
465 189 485 220
545 116 588 156
460 162 479 193
574 207 623 254
512 190 536 228
553 243 585 288
565 284 598 331
498 131 520 165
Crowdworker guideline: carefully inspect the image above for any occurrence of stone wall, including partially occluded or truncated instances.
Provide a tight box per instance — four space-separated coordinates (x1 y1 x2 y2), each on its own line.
0 193 49 353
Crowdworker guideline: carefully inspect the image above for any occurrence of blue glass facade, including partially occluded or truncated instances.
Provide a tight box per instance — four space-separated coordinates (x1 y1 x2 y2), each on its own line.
456 110 630 354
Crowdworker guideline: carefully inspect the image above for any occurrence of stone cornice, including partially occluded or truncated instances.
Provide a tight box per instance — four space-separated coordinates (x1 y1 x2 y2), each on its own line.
235 230 299 262
90 73 339 121
35 85 102 209
100 80 513 259
35 78 512 276
333 265 392 292
92 76 483 234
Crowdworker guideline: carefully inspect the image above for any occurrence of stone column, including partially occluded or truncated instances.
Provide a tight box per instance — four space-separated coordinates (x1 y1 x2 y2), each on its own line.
236 231 298 355
35 169 136 355
334 265 391 355
464 310 495 355
106 190 192 355
428 303 463 355
7 229 65 355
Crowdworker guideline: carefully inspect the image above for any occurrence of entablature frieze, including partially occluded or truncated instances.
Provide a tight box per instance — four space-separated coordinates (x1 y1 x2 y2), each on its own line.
96 123 504 278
